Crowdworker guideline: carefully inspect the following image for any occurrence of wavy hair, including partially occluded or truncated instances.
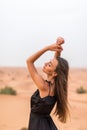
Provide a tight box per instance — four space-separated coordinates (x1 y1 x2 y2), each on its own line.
54 57 69 123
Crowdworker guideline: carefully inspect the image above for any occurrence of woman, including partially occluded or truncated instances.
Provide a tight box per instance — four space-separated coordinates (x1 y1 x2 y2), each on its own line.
26 37 69 130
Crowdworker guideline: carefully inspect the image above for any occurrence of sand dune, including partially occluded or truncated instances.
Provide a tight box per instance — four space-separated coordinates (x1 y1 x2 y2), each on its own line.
0 67 87 130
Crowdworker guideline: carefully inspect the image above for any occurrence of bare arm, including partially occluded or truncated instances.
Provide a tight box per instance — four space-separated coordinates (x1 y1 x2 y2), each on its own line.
54 50 61 58
54 45 63 57
54 37 65 58
26 46 49 91
26 43 61 91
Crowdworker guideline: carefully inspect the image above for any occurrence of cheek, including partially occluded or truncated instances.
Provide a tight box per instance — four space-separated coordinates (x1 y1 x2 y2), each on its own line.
46 67 54 75
42 66 52 74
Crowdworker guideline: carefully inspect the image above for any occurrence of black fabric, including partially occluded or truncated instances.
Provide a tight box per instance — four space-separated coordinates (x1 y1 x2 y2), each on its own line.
28 89 58 130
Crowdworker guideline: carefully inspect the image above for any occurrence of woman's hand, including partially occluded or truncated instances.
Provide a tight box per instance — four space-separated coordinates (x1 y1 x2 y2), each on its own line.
48 43 63 53
49 36 65 57
53 37 65 57
56 37 65 45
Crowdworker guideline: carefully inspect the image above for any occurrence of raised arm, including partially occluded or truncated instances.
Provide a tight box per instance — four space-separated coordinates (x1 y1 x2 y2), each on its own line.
26 43 62 91
54 37 65 58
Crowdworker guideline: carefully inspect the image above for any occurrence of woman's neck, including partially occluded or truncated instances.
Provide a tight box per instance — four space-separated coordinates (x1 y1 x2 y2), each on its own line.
46 75 55 84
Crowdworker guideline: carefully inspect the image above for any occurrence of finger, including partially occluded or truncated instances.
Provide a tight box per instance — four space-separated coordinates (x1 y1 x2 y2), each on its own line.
56 41 64 45
59 46 63 50
56 42 64 46
56 43 63 48
56 45 63 50
56 48 63 52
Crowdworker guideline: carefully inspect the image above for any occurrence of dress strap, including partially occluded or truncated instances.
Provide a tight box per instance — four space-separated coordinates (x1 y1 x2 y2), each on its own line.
45 80 51 96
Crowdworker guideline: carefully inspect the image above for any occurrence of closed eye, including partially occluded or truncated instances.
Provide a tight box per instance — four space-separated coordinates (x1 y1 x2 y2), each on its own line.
48 62 52 67
48 64 51 66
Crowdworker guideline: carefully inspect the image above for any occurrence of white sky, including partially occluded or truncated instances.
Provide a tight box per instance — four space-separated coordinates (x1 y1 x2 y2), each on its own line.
0 0 87 68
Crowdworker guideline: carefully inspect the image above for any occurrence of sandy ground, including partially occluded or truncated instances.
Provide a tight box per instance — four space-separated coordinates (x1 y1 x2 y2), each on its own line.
0 67 87 130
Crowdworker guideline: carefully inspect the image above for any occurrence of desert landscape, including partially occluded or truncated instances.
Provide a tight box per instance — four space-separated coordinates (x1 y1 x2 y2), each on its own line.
0 67 87 130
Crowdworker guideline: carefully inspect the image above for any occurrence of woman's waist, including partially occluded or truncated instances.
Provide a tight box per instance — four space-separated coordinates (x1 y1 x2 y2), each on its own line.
31 111 51 118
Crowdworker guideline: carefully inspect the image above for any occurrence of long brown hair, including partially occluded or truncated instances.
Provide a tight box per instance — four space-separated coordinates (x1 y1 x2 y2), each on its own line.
54 56 69 123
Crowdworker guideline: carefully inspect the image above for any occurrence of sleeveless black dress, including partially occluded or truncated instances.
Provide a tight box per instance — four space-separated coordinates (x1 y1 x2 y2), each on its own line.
28 87 58 130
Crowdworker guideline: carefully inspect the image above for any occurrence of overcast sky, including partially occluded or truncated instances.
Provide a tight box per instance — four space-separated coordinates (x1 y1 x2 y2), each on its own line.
0 0 87 68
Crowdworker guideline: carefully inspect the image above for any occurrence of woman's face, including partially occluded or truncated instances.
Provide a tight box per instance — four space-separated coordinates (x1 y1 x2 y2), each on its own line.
42 58 58 76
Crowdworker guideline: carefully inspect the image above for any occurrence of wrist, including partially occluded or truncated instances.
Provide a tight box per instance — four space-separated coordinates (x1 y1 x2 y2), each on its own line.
54 51 61 58
44 45 50 51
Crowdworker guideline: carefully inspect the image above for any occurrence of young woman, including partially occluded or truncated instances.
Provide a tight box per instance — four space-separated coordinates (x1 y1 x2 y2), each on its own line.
26 37 69 130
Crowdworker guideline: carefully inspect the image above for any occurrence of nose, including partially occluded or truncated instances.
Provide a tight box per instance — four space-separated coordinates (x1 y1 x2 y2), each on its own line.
45 62 48 66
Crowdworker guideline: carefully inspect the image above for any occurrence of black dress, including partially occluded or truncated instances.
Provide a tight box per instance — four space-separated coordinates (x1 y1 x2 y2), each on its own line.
28 87 58 130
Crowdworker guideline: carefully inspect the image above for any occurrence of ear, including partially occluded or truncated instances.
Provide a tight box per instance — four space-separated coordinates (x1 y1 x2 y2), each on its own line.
53 71 58 77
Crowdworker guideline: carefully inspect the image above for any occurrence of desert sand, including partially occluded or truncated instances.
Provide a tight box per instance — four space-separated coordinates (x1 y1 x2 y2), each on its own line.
0 67 87 130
